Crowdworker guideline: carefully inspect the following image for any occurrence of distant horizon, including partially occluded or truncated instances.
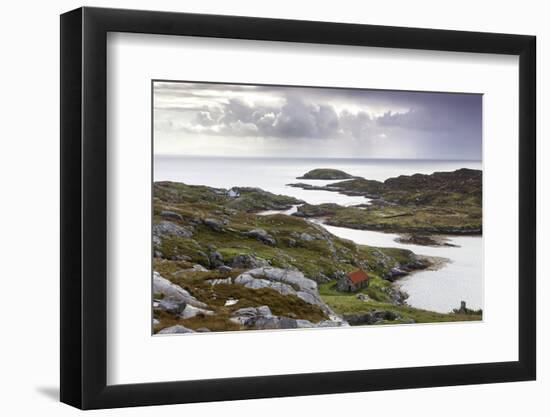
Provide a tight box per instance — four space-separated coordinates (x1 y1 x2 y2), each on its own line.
154 153 482 162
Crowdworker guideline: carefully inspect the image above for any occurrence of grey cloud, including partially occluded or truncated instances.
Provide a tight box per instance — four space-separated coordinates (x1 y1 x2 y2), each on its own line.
154 81 482 160
184 96 377 140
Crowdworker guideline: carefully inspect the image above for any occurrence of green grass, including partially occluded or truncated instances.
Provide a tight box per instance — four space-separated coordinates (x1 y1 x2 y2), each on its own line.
318 279 481 324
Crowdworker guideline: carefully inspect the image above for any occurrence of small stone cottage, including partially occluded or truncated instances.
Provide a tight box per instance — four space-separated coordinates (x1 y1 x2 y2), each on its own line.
337 269 370 292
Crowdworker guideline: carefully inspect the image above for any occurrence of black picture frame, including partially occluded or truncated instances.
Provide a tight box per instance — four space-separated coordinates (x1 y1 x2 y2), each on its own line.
60 6 536 410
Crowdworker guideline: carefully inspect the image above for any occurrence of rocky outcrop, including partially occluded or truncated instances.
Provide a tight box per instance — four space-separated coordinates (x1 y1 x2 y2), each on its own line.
234 267 338 318
244 229 277 246
344 310 401 325
153 221 193 239
382 286 409 305
230 254 270 269
234 273 296 295
180 304 214 319
153 272 207 309
230 306 316 330
208 250 224 268
203 218 225 232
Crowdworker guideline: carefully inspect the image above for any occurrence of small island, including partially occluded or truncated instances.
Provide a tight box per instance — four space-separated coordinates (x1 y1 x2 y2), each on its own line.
297 168 356 180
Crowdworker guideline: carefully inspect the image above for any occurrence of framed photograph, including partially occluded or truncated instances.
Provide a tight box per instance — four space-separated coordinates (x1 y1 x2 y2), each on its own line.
60 6 536 409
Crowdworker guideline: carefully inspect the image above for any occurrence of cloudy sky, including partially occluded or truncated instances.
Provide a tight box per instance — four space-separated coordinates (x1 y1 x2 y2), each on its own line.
153 81 482 160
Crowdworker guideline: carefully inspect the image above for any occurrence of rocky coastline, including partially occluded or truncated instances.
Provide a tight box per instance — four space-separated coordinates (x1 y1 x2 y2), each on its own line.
288 168 482 236
152 175 481 334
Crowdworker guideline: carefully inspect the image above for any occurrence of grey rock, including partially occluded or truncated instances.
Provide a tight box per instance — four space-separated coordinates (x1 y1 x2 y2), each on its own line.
152 318 160 326
383 267 408 281
235 267 339 317
296 291 318 305
203 218 224 232
246 268 318 293
180 304 214 319
248 316 282 329
217 265 233 274
153 271 208 309
295 319 315 328
244 229 277 246
230 254 270 269
316 320 350 328
344 310 400 325
195 327 211 332
230 306 274 326
191 264 208 272
206 277 232 286
382 287 408 305
234 273 296 295
390 267 408 277
257 305 272 316
157 325 195 334
169 255 190 262
224 298 239 306
299 232 317 242
233 306 272 318
209 251 224 268
356 293 370 302
174 264 209 277
160 211 183 221
152 235 162 247
156 298 186 314
153 221 192 239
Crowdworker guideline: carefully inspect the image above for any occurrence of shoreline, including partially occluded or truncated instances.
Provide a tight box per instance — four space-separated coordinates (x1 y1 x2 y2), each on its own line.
152 172 482 331
260 205 480 313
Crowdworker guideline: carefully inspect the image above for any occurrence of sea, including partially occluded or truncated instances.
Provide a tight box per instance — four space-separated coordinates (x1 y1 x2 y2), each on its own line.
154 155 483 313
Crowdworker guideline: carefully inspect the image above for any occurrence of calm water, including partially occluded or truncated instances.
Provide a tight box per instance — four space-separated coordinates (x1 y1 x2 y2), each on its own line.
314 222 482 313
155 155 483 313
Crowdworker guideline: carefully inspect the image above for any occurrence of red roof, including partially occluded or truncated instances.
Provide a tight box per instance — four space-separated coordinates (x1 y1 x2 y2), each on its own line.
347 269 369 284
